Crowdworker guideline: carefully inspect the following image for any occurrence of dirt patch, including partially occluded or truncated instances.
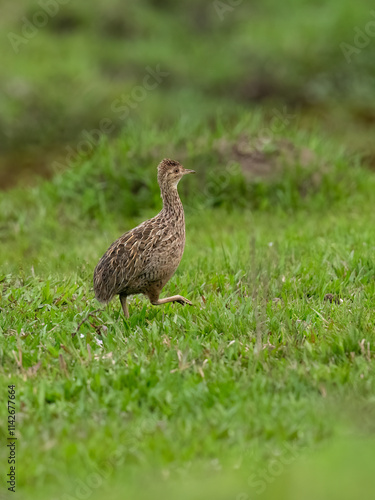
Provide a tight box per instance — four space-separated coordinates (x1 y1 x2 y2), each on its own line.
0 150 58 191
362 153 375 171
214 135 317 179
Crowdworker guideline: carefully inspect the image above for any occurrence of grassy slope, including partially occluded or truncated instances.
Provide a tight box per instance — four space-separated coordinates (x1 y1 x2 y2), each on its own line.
1 114 375 498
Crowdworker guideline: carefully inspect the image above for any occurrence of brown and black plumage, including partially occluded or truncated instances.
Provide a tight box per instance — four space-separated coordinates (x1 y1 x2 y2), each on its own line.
93 158 195 318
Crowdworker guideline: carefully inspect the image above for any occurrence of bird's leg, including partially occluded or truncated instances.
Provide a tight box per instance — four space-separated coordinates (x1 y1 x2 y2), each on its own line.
120 294 129 318
151 295 193 307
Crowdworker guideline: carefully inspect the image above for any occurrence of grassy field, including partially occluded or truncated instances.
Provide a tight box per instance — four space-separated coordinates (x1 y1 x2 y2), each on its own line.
2 0 375 498
1 113 375 498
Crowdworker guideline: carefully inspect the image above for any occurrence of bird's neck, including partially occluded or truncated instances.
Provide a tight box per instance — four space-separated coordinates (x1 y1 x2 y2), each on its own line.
161 186 184 219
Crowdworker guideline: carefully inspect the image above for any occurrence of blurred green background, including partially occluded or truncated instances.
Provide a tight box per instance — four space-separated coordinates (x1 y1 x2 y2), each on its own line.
1 0 375 188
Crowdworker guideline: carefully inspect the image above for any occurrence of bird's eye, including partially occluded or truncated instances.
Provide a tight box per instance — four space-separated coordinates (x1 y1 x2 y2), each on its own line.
174 168 178 173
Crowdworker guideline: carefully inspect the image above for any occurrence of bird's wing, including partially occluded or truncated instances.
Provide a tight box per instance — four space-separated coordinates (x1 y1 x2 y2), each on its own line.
93 217 165 299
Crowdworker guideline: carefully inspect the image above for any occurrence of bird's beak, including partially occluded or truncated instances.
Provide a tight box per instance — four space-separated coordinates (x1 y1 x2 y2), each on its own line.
183 169 196 175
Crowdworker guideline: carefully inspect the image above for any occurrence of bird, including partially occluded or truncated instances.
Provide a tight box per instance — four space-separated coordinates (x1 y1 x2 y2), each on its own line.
93 158 195 318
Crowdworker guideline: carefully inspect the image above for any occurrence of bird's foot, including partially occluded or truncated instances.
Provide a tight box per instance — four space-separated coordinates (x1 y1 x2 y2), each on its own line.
176 296 193 306
152 295 193 307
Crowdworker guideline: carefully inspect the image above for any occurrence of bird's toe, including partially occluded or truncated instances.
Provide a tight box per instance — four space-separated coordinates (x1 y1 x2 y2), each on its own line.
178 297 193 306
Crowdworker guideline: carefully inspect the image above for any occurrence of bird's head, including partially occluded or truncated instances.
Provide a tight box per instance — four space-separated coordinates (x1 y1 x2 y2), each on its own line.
157 158 195 189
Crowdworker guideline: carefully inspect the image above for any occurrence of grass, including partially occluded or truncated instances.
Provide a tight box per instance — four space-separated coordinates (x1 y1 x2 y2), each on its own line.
1 112 375 498
2 0 375 496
